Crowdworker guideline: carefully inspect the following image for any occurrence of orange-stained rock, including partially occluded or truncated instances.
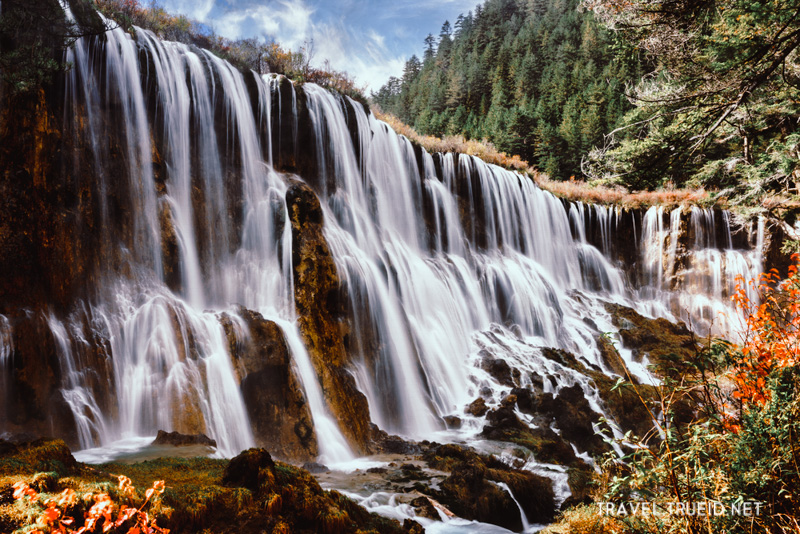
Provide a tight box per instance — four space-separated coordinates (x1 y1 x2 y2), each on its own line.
285 180 373 455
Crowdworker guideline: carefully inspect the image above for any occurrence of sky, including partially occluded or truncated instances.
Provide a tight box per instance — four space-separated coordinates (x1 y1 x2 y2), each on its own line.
160 0 482 91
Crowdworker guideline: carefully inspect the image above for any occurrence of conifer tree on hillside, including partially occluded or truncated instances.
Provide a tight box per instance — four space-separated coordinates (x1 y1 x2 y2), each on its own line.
583 0 800 201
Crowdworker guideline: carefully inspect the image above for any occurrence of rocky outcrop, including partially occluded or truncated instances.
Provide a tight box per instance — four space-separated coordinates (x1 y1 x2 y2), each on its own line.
286 180 373 454
0 441 408 534
1 314 79 446
480 394 584 467
422 443 556 529
219 306 318 461
605 302 699 376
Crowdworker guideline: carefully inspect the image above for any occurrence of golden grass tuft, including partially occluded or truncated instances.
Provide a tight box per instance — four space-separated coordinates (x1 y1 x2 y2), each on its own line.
264 492 283 515
319 505 351 534
540 505 631 534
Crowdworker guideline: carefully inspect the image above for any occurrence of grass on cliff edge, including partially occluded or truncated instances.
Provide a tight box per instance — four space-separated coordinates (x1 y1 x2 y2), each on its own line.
374 107 711 209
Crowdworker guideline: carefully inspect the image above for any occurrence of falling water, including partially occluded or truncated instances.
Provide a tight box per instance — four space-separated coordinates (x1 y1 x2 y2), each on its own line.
1 11 768 467
0 315 12 429
496 482 531 532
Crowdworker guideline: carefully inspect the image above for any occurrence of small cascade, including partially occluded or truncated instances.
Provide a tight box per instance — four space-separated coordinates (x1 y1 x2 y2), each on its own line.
272 319 354 464
92 287 254 457
0 315 12 429
495 482 531 532
138 32 205 306
635 205 764 336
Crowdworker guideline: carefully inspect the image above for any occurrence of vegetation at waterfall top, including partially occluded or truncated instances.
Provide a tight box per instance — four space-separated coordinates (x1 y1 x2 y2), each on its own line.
0 0 366 103
374 0 800 216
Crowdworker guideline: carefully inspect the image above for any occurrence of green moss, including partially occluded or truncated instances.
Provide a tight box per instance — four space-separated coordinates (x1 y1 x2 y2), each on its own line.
0 440 76 477
1 447 405 534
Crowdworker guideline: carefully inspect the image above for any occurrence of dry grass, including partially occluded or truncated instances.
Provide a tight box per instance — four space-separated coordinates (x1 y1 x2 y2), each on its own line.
539 176 708 208
374 109 710 208
540 505 632 534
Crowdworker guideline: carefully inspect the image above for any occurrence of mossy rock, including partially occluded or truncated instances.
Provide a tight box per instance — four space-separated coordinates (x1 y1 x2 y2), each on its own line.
0 444 406 534
605 302 699 377
0 439 76 477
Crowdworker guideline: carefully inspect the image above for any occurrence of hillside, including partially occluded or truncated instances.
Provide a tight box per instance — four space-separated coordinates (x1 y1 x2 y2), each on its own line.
372 0 643 181
374 0 800 217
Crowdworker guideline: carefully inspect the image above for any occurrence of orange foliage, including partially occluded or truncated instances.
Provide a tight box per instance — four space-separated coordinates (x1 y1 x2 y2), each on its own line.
12 477 168 534
730 255 800 406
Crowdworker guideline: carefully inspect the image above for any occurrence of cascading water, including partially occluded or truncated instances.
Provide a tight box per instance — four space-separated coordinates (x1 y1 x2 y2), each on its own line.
0 315 12 431
1 10 767 480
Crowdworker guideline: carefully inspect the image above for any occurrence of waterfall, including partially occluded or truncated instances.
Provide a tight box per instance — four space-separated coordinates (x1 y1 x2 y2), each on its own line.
496 482 531 532
0 13 768 462
0 315 12 430
634 205 764 337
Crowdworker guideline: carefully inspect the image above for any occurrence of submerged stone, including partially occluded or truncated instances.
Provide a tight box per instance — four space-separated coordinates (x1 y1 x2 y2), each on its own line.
152 430 217 448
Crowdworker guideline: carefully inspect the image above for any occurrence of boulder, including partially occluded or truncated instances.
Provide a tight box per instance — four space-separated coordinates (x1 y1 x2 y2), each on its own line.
551 385 609 456
302 462 329 474
465 397 488 417
605 302 698 376
422 444 556 528
480 352 519 386
443 415 462 429
152 430 216 448
222 448 275 491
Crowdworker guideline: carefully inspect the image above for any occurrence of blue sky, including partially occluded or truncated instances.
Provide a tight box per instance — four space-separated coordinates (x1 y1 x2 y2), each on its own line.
160 0 482 91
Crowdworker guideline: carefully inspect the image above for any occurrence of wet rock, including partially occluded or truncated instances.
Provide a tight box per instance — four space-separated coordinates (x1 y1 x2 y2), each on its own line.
152 430 217 448
222 448 275 491
370 425 422 455
479 391 583 466
409 496 439 519
219 307 318 461
552 385 609 456
529 372 545 393
159 200 181 294
590 370 659 439
443 415 462 429
466 397 488 417
541 347 585 371
422 444 556 528
483 403 526 434
366 467 387 474
302 462 329 474
605 302 698 377
287 180 373 454
480 352 519 386
597 333 631 378
3 315 79 447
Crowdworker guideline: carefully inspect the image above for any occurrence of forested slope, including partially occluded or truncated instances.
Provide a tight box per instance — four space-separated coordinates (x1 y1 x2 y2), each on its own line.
375 0 800 215
372 0 644 180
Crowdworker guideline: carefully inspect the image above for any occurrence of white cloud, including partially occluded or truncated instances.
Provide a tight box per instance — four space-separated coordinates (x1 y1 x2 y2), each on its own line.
160 0 484 91
162 0 215 21
213 0 315 49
